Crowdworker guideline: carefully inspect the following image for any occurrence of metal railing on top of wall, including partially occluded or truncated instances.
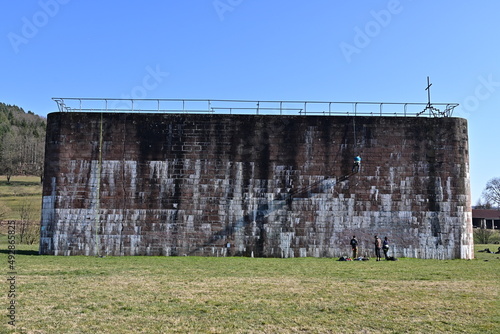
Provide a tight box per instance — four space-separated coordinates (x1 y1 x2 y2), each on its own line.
52 98 459 117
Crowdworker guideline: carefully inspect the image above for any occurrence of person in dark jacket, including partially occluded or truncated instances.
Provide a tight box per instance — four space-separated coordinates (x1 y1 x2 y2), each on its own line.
382 237 390 260
350 236 358 259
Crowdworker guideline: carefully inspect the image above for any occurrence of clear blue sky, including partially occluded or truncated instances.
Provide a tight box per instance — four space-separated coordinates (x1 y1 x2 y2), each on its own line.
1 0 498 204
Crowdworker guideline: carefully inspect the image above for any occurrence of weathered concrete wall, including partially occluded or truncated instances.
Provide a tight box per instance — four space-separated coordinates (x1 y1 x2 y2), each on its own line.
40 113 473 259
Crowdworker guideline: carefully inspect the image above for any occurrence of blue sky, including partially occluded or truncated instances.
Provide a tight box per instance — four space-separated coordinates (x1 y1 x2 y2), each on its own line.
1 0 498 204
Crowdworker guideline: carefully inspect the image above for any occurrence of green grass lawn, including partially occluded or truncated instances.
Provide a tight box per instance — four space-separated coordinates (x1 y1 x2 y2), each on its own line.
0 242 499 334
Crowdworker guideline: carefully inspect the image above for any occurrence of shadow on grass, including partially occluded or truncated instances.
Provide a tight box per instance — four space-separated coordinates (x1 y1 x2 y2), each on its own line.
0 180 41 187
0 249 39 255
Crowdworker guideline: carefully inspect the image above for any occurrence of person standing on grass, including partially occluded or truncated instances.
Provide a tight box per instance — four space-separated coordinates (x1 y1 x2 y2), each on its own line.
382 237 390 260
350 235 358 259
374 235 382 261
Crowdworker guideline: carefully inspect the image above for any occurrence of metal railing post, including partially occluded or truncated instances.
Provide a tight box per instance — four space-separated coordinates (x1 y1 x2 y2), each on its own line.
50 98 458 117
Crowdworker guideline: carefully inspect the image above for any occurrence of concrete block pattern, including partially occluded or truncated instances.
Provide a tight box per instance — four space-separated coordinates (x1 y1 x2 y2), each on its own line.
40 113 473 259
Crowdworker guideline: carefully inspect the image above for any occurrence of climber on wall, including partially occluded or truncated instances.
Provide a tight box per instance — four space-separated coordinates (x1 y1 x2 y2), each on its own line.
352 155 361 173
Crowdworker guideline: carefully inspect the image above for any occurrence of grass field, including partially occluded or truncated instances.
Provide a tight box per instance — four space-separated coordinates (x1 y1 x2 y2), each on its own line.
1 241 499 334
0 176 42 221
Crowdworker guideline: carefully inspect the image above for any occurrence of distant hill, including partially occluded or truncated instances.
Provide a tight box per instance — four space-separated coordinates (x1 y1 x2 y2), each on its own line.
0 102 46 182
0 102 46 136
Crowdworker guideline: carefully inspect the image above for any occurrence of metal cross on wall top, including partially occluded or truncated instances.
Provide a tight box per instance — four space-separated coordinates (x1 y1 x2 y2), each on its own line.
425 76 432 108
418 76 447 117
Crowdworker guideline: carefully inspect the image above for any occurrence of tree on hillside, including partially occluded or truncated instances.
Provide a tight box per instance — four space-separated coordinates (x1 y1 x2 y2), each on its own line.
0 131 22 183
482 177 500 208
0 102 46 182
18 129 45 179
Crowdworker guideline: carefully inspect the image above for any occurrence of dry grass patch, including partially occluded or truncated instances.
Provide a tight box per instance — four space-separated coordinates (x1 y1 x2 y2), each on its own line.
1 254 497 334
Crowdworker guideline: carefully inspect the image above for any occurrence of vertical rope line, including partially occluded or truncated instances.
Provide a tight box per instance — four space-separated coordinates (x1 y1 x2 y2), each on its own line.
353 117 357 152
120 117 127 256
95 112 104 256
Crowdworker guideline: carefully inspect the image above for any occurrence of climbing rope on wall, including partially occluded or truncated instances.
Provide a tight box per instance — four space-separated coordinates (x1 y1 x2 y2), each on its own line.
95 112 104 257
353 116 357 152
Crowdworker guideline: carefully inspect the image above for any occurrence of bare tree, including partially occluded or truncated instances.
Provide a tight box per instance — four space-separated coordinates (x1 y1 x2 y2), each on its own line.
474 198 493 209
18 200 38 244
24 222 40 245
474 228 495 244
0 121 45 183
0 130 22 183
482 177 500 208
0 201 10 221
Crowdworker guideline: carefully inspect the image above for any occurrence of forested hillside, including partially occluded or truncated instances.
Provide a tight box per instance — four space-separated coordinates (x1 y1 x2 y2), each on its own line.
0 102 46 182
